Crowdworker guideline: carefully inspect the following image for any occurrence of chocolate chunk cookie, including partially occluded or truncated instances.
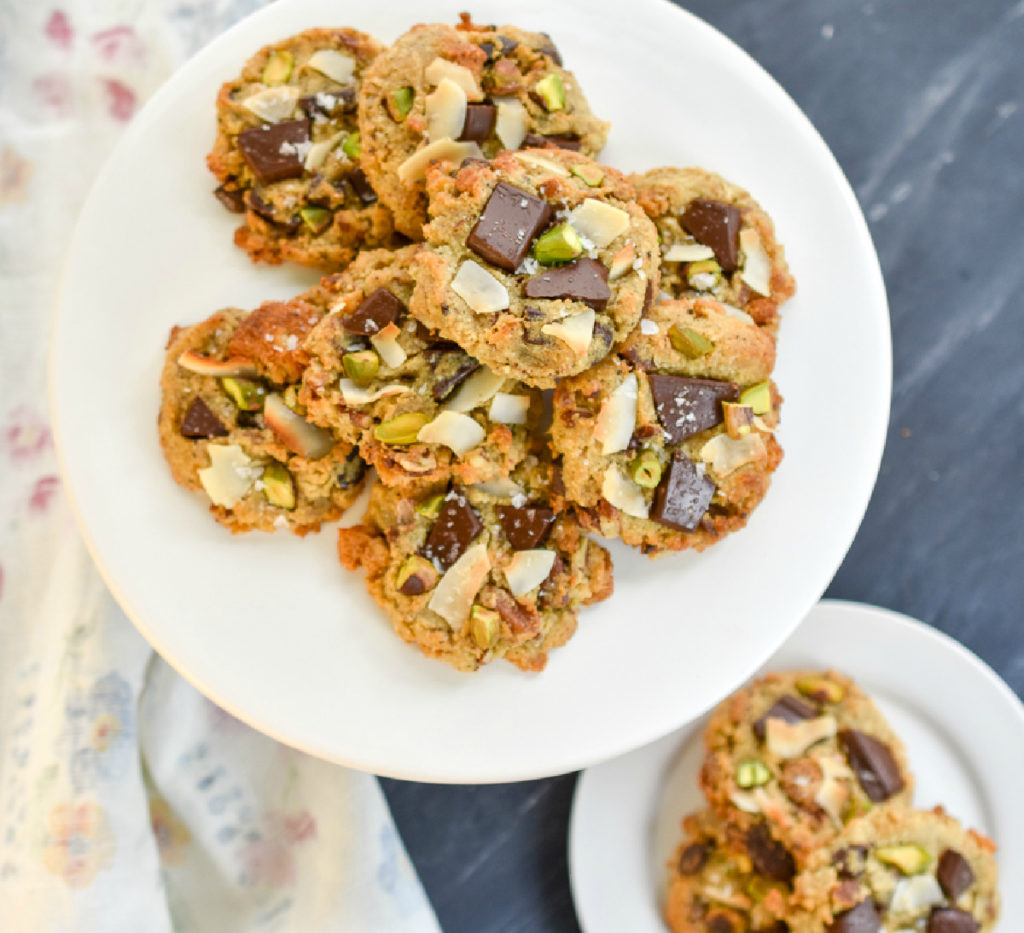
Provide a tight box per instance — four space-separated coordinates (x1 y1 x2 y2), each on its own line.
550 297 780 555
790 807 999 933
336 457 614 672
207 28 397 270
412 148 659 388
159 304 365 534
699 671 914 870
631 167 796 332
300 246 538 494
357 17 609 238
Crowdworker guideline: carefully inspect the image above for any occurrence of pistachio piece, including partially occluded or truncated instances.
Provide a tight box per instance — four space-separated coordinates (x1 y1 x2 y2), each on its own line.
341 131 361 160
875 845 932 876
415 493 445 519
221 377 265 411
261 50 294 85
342 350 380 387
796 675 846 705
669 324 714 359
533 73 565 111
842 796 873 823
571 163 605 187
630 450 662 488
735 758 772 789
282 384 306 414
396 555 439 596
299 206 332 234
469 605 501 649
374 411 431 445
686 258 722 291
532 222 584 265
745 876 786 902
262 461 296 510
739 381 772 415
723 402 754 440
387 86 414 122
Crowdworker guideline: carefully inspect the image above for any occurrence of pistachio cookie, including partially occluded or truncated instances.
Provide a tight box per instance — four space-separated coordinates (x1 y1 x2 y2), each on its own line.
699 671 914 872
666 809 792 933
159 303 366 534
551 297 780 555
412 149 659 388
357 17 609 238
631 167 795 331
207 28 396 270
300 246 538 495
790 807 999 933
336 457 614 672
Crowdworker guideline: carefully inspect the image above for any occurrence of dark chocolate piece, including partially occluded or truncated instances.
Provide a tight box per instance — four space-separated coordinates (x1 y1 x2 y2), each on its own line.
838 729 905 802
521 133 582 151
537 35 562 65
399 573 428 596
706 915 735 933
245 189 300 232
827 899 881 933
676 841 710 876
347 168 379 205
344 288 403 335
927 909 980 933
431 355 481 402
299 87 357 118
460 103 497 142
679 199 742 272
650 453 715 532
180 398 228 438
237 119 310 186
744 823 795 884
478 40 497 64
752 695 818 743
524 257 611 310
337 451 366 489
213 184 245 213
422 490 483 570
498 36 519 56
647 374 740 444
496 506 555 550
937 849 976 901
467 182 553 271
832 845 869 880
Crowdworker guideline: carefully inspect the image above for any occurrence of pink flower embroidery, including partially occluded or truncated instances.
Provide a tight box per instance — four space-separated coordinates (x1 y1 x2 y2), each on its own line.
45 10 74 49
242 837 295 888
29 475 61 513
4 407 50 461
91 26 146 66
32 73 74 117
0 148 35 207
101 78 136 122
281 810 317 844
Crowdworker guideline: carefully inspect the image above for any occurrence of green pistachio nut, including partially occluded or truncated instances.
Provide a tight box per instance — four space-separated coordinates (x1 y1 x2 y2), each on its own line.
739 380 772 415
533 73 565 111
469 605 501 649
341 130 362 160
221 377 265 411
532 222 584 265
261 50 294 86
282 384 307 415
630 450 662 488
299 206 332 235
685 258 722 291
396 555 439 596
342 350 380 387
571 164 605 187
415 493 445 519
735 758 772 789
745 876 787 902
668 324 714 360
795 675 845 704
373 411 430 445
262 461 296 510
875 845 932 875
387 87 414 122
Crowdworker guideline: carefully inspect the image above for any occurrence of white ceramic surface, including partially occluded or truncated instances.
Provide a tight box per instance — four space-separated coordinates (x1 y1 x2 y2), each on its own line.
570 601 1023 931
50 0 890 782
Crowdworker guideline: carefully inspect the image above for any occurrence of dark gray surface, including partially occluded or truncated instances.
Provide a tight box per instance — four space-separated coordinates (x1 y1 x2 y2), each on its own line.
382 2 1024 930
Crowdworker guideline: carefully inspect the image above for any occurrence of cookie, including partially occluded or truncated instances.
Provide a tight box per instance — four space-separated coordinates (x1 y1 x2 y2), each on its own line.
790 807 999 933
357 17 609 238
550 298 780 555
631 167 795 331
699 670 914 870
207 28 396 270
159 303 365 534
412 149 659 388
300 246 538 495
336 456 614 672
666 809 791 933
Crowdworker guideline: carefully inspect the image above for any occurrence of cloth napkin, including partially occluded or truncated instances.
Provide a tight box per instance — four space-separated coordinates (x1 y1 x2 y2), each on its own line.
0 2 439 930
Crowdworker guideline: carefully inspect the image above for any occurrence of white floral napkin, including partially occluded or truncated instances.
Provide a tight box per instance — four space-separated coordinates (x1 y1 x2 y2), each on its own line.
0 2 438 930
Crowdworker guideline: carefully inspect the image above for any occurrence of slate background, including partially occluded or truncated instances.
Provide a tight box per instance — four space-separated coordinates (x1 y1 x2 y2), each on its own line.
381 1 1024 930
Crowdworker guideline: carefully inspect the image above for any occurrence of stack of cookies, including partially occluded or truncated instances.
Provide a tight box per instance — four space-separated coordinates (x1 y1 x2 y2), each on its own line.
159 16 795 671
666 670 999 932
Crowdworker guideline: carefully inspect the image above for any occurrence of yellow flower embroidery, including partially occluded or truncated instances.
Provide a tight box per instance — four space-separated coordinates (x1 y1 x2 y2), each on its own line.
41 801 115 888
149 796 191 866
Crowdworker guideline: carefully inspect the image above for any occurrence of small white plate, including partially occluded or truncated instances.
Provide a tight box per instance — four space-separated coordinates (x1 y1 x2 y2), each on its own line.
570 601 1024 931
50 0 890 782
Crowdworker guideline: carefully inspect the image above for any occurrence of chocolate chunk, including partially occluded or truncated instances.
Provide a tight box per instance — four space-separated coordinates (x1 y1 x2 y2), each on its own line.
524 257 611 310
677 841 710 876
180 398 228 438
431 355 481 402
467 182 554 271
744 823 795 884
344 287 404 335
827 899 881 933
213 184 245 213
299 87 356 119
422 490 483 570
237 119 310 186
460 103 497 142
752 695 818 743
759 924 789 933
937 849 976 901
537 35 562 65
478 40 497 64
651 453 716 532
498 36 519 56
337 451 366 488
644 278 655 313
244 188 300 232
927 909 980 933
647 374 739 444
347 168 379 205
496 506 555 550
832 845 869 880
838 729 905 802
521 133 581 151
680 199 742 272
706 915 735 933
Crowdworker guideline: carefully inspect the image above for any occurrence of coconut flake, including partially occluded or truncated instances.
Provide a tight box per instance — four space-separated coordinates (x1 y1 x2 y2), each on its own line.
425 78 468 142
494 98 527 149
639 319 659 335
663 242 716 262
568 199 631 248
513 150 570 176
443 366 505 412
720 303 757 325
890 875 944 914
699 433 768 477
417 411 485 456
503 550 556 596
541 309 595 358
242 85 301 122
601 466 649 519
428 540 491 628
304 131 345 171
739 227 772 296
594 373 637 455
306 49 356 84
488 393 530 425
197 444 258 508
472 478 526 499
263 393 335 459
338 379 411 406
397 138 482 184
369 322 407 368
451 260 510 314
177 350 258 378
423 57 482 99
765 715 837 758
